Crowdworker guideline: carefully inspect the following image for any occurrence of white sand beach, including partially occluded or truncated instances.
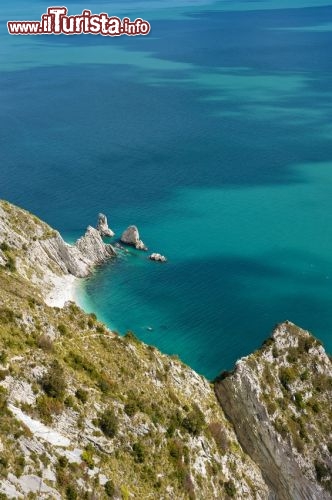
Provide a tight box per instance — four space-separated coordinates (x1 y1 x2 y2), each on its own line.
44 274 78 308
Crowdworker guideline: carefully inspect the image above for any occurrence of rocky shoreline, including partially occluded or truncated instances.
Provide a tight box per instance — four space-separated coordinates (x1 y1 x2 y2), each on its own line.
0 208 167 309
0 200 331 500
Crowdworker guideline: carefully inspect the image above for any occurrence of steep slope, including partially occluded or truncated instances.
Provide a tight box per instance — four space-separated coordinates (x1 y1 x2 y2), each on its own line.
0 200 115 307
215 322 332 500
0 200 268 499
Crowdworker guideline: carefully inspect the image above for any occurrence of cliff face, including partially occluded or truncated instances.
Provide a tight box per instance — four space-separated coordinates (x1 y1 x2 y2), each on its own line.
215 322 332 500
1 200 331 500
0 201 115 306
0 200 268 499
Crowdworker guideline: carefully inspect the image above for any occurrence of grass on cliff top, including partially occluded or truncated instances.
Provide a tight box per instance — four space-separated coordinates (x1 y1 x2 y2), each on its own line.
0 199 57 241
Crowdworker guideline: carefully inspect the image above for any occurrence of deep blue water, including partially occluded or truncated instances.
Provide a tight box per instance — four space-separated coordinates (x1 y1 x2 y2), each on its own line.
1 1 332 378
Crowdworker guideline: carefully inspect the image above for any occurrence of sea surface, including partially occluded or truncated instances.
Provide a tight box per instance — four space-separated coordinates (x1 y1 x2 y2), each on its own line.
1 0 332 378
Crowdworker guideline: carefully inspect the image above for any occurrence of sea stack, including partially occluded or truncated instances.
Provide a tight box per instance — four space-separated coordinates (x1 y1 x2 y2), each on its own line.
120 225 147 251
96 213 115 238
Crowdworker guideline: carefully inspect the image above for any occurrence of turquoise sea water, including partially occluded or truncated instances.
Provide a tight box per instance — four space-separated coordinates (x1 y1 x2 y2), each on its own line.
1 1 332 378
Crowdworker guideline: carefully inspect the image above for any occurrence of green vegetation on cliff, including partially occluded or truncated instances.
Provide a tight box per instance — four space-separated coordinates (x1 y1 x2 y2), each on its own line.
215 321 332 500
0 200 268 499
1 199 331 500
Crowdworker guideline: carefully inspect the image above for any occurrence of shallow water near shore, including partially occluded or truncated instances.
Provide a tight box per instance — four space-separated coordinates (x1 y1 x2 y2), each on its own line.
75 162 332 378
2 1 332 378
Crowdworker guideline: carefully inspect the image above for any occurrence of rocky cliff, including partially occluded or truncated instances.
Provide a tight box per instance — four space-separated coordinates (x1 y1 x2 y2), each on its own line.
0 201 115 307
215 322 332 500
0 200 331 500
0 200 268 499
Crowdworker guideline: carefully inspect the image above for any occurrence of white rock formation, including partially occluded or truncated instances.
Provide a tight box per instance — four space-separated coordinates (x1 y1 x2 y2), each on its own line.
120 225 147 251
96 213 114 238
149 253 167 263
75 226 115 270
0 202 116 306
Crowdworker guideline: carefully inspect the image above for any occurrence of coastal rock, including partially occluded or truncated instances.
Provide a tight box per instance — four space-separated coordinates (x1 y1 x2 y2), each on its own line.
215 322 332 500
149 253 167 263
37 226 115 279
0 201 116 304
120 225 147 251
38 232 90 278
75 226 116 268
96 213 115 238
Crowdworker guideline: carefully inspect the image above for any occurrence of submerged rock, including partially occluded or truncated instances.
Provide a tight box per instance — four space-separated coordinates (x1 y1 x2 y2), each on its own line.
120 225 147 251
149 253 167 263
96 213 115 238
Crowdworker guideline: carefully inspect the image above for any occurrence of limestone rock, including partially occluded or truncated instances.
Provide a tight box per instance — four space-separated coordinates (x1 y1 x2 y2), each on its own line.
0 202 116 305
96 213 114 238
75 226 116 269
120 225 147 251
215 322 332 500
149 253 167 263
38 227 115 279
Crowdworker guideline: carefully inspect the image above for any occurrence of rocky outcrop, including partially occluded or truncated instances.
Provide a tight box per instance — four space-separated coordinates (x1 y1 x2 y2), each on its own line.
0 201 116 304
215 322 332 500
38 232 85 276
149 253 167 263
120 225 147 251
75 226 115 272
28 224 115 281
96 213 114 238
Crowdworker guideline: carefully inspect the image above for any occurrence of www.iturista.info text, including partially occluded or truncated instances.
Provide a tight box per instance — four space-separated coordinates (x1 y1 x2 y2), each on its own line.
7 7 151 36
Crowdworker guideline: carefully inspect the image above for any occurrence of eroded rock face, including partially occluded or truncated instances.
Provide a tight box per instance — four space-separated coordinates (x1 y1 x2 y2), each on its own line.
215 322 332 500
36 227 115 279
75 226 115 271
96 213 114 238
39 232 90 278
120 225 147 251
0 202 116 302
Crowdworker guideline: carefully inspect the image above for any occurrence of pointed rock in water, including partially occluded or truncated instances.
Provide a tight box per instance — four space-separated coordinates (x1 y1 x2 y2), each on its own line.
120 225 147 251
97 213 115 238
